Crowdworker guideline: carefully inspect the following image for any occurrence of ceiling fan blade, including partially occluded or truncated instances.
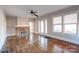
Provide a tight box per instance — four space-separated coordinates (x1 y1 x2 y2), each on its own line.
30 10 33 14
31 10 37 13
30 9 39 17
33 12 37 13
33 13 39 17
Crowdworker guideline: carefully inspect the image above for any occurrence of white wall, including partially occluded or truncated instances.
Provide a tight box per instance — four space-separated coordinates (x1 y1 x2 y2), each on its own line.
6 16 17 36
0 8 6 51
34 6 79 35
17 16 29 26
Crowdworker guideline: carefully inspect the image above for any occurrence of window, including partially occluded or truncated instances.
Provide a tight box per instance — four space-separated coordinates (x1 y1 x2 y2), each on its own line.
53 16 62 32
53 16 62 24
29 22 34 43
64 24 76 34
52 13 78 34
34 20 38 32
29 22 33 32
45 20 47 34
53 25 62 32
40 20 44 33
38 19 47 34
38 21 41 32
63 13 77 34
64 13 77 24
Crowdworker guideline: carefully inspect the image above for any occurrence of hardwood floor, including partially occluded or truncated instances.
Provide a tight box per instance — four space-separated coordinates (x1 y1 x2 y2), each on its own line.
5 36 44 53
4 34 79 53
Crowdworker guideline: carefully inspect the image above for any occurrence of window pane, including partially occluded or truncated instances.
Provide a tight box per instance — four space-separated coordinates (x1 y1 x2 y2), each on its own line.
64 13 77 23
64 24 77 34
34 20 38 32
45 20 47 33
53 25 62 32
53 16 62 24
38 21 41 32
29 22 33 32
40 21 44 33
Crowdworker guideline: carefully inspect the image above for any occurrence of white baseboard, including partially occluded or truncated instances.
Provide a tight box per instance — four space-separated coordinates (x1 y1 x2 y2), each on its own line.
7 34 17 37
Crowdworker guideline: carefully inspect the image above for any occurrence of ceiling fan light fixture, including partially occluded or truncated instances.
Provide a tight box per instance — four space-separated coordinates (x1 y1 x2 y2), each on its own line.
30 9 39 17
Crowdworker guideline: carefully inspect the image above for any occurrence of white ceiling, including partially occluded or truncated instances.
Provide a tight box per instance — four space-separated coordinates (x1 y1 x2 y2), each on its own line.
1 5 73 17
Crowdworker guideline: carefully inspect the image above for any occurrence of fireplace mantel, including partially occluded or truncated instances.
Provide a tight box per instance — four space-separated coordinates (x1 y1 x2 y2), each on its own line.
16 25 30 28
16 25 30 39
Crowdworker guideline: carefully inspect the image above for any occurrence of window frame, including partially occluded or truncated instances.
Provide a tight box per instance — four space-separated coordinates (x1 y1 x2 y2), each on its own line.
52 16 62 32
38 19 48 34
52 13 78 35
63 13 78 34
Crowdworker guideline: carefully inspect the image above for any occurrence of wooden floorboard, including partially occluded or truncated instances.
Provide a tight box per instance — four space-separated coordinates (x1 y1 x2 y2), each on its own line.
5 36 44 53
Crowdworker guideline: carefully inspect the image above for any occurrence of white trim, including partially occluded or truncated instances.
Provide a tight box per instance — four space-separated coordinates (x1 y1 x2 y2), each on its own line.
16 25 30 27
7 34 17 37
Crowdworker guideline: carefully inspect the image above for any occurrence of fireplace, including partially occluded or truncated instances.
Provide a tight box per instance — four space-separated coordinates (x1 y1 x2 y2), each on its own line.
16 26 30 39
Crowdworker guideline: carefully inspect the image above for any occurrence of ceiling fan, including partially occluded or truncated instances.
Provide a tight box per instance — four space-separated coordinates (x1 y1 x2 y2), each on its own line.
30 10 39 17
